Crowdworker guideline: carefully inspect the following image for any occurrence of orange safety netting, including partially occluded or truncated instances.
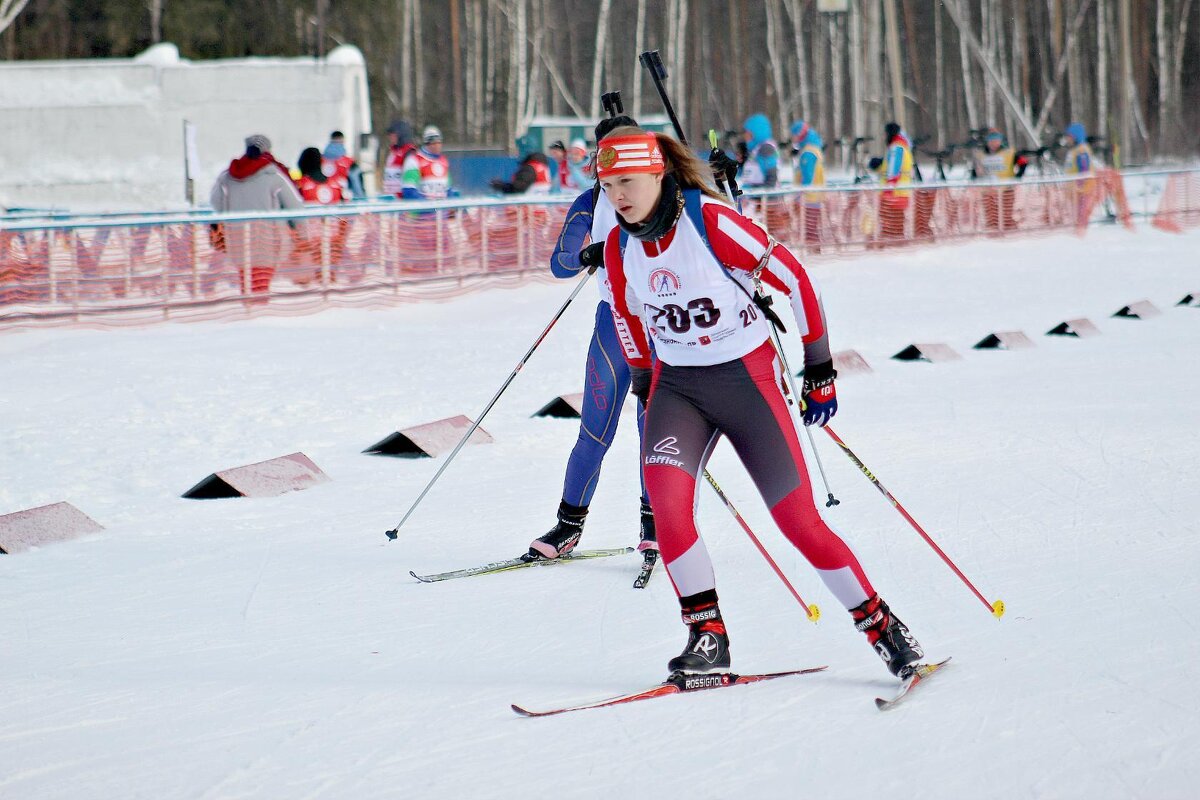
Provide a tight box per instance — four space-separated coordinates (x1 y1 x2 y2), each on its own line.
1152 171 1200 234
0 205 565 330
743 170 1138 255
1 170 1182 333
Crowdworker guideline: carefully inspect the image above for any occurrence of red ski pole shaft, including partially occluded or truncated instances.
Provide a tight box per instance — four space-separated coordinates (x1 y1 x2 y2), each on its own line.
822 426 1005 619
702 470 820 622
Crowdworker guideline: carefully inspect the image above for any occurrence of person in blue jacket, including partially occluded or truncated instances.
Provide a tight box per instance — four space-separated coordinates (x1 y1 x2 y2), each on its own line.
525 113 656 563
738 113 779 188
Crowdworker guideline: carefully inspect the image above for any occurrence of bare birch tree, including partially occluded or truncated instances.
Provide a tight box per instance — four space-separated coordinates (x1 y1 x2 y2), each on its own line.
764 0 788 126
781 0 809 124
958 0 978 127
0 0 30 35
587 0 612 118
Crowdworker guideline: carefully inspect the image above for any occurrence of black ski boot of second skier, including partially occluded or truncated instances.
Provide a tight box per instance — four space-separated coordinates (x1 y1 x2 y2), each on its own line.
525 501 588 561
637 500 658 552
667 595 731 676
851 594 924 679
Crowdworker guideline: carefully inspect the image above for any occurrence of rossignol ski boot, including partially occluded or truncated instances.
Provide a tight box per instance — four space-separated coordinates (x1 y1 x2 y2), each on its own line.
667 595 731 676
851 594 924 679
525 501 588 561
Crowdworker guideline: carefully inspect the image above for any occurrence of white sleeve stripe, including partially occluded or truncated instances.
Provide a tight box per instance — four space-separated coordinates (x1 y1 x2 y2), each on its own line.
712 211 804 294
714 212 767 261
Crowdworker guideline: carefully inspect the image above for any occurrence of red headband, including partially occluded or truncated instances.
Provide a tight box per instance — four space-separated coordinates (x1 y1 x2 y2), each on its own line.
596 133 665 178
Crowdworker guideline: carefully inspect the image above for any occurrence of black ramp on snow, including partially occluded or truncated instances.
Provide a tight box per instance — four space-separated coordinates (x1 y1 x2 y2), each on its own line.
533 393 586 419
1046 318 1102 337
1112 300 1162 319
974 331 1036 350
182 452 331 499
891 343 963 362
364 414 493 458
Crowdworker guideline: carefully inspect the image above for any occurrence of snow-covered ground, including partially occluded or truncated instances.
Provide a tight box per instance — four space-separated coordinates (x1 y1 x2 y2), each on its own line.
2 225 1198 799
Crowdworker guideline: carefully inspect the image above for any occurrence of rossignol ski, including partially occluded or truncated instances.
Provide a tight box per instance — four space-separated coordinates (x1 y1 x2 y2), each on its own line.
875 657 952 710
409 547 634 583
512 666 828 717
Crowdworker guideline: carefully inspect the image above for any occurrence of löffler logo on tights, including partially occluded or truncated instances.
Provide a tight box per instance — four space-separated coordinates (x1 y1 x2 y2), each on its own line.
653 436 681 454
646 436 684 468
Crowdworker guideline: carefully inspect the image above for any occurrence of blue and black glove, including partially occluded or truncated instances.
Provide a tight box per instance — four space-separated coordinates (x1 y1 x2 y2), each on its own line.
801 361 838 427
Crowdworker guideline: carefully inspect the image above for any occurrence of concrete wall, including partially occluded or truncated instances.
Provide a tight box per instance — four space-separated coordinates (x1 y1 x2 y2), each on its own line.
0 44 373 213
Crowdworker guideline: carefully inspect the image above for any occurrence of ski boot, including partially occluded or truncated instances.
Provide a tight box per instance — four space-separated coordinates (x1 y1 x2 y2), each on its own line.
637 500 658 553
632 501 659 588
667 594 731 675
851 594 924 679
525 501 588 561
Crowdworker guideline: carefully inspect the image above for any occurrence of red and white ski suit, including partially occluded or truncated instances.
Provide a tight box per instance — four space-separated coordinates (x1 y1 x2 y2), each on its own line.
605 193 876 609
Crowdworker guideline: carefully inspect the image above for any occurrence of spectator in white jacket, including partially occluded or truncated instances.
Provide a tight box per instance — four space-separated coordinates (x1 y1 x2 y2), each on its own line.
210 134 304 300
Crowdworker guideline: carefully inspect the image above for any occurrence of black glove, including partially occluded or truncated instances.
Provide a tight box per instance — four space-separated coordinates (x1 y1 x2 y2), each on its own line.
868 156 884 171
708 148 740 187
629 367 652 404
579 241 605 273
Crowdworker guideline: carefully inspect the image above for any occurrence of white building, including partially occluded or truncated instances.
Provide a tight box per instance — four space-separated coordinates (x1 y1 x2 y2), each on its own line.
0 43 374 213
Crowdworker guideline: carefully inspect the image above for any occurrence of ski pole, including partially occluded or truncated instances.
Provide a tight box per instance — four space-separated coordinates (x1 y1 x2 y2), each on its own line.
822 425 1005 618
702 470 820 622
764 326 840 509
803 426 840 508
385 272 594 540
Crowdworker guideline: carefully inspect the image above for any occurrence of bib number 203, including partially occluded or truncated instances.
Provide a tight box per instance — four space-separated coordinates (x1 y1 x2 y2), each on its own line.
649 298 721 334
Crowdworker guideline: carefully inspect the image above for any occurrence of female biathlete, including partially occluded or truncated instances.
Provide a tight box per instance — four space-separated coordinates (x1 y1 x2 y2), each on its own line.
524 114 657 563
595 126 927 680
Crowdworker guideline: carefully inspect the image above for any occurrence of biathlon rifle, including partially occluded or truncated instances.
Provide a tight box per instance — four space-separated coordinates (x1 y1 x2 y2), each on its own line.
637 49 783 335
637 49 742 208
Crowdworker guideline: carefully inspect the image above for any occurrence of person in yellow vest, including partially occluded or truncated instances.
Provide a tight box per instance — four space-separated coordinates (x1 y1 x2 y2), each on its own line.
1063 122 1096 227
972 128 1017 179
971 128 1020 231
868 121 913 242
1063 123 1094 175
789 120 825 249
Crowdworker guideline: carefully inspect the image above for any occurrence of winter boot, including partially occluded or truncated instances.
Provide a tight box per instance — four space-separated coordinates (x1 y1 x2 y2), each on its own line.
667 594 731 675
525 501 588 561
637 500 658 552
851 594 924 679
